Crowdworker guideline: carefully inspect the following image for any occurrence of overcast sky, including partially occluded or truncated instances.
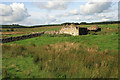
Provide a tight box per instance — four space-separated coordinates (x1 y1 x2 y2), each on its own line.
0 0 119 26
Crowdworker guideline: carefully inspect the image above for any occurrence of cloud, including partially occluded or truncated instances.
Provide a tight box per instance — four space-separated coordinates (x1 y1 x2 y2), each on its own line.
101 18 110 21
19 18 44 26
82 11 118 22
0 4 13 16
80 0 112 15
45 15 57 24
48 15 56 22
19 11 58 25
55 9 80 18
35 0 71 10
68 9 79 15
0 3 30 24
70 17 81 21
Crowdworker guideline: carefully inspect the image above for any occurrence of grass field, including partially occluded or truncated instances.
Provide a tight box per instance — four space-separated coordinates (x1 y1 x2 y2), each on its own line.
2 24 119 78
2 25 61 38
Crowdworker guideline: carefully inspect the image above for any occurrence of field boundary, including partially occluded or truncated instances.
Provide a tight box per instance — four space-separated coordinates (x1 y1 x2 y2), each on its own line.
1 32 44 43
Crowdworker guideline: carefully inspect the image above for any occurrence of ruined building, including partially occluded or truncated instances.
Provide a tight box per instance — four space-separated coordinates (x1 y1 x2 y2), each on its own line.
59 24 101 36
59 24 88 36
87 25 101 32
43 24 101 36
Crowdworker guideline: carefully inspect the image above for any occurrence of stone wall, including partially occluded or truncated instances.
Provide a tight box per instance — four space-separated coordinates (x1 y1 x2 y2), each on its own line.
44 31 59 34
1 32 44 43
87 25 101 32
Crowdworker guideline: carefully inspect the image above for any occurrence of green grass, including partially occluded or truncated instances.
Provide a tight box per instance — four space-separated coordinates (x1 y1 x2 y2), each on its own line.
2 25 62 38
2 26 61 33
78 24 118 28
2 34 27 38
5 34 118 52
2 24 119 78
2 24 118 38
2 42 118 78
5 24 118 51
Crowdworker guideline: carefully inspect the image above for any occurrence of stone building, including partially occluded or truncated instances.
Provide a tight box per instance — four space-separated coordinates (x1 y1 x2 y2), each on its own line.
59 24 88 36
87 25 101 32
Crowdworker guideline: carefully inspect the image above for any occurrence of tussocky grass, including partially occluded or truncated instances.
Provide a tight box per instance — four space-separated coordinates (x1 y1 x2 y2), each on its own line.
2 42 118 78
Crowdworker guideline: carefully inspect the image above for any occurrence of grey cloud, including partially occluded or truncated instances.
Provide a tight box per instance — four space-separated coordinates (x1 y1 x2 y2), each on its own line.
0 4 13 16
35 0 71 10
0 3 30 24
80 1 112 15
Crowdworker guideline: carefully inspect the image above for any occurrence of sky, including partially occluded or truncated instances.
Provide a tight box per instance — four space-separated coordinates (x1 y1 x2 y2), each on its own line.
0 0 119 26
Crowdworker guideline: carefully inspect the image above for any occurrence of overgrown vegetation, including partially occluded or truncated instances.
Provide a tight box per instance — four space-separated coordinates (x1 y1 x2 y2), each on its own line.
2 42 118 78
2 23 119 78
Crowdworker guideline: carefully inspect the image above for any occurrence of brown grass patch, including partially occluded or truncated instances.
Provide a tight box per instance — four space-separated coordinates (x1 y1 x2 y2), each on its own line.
2 32 26 35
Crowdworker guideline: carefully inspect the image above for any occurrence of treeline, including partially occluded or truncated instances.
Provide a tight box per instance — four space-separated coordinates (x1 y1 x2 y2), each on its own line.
0 25 29 28
62 21 120 25
32 24 61 28
0 24 62 28
80 21 120 25
1 21 120 28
